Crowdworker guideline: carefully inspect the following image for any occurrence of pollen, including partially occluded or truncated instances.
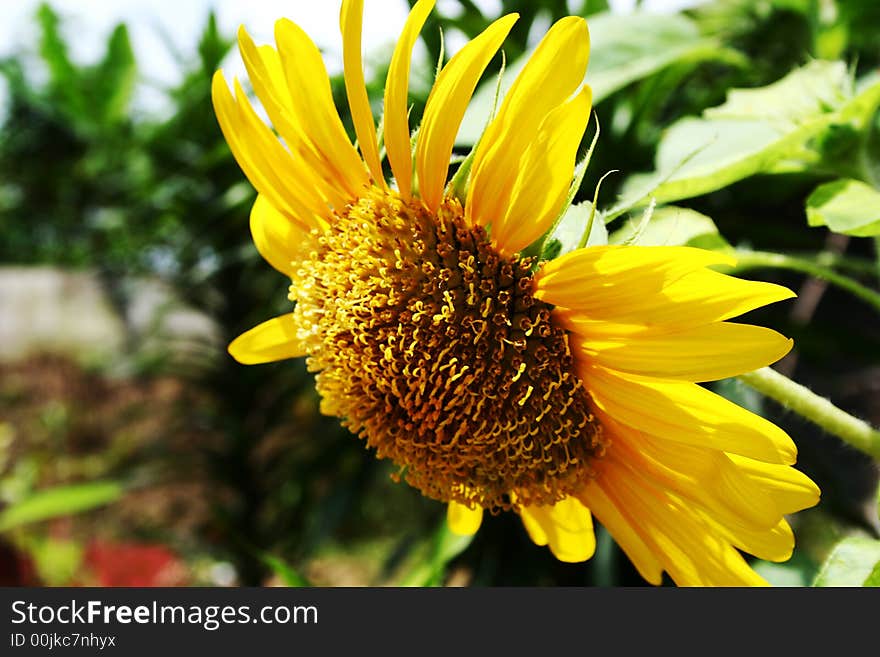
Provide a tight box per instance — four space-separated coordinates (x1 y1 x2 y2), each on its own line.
292 188 607 512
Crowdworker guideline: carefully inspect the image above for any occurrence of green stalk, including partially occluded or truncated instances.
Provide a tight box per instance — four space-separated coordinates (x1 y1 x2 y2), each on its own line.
731 249 880 313
739 367 880 461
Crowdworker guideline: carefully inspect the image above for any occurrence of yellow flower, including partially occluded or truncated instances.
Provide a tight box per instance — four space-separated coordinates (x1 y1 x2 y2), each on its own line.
212 0 820 586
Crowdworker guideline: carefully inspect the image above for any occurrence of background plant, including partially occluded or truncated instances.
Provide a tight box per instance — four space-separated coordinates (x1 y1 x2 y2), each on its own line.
0 0 877 587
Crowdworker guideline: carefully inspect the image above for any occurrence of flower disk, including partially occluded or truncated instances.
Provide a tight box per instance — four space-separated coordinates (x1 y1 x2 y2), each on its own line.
293 188 607 511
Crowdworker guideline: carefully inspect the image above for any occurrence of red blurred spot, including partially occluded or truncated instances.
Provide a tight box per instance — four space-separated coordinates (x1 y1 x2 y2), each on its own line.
83 540 188 587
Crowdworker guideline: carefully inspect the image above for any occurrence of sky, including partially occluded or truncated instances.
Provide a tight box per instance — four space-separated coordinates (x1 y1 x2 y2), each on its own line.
0 0 701 113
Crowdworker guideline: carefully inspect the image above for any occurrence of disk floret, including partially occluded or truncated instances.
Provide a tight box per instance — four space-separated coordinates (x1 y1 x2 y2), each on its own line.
293 188 606 511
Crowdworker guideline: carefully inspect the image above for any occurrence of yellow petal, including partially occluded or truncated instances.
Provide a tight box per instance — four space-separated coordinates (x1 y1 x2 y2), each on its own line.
519 496 596 563
250 195 310 278
702 514 796 563
607 430 807 562
384 0 435 199
415 13 518 211
274 18 369 199
492 85 592 255
631 268 795 326
237 31 348 214
577 481 664 584
250 40 295 109
581 364 797 464
447 500 483 536
535 245 735 308
228 314 308 365
340 0 384 185
589 421 782 581
596 456 768 586
467 16 589 229
609 429 781 528
573 321 793 382
727 454 821 515
236 34 299 148
236 34 298 147
233 77 333 229
212 73 322 232
538 246 794 328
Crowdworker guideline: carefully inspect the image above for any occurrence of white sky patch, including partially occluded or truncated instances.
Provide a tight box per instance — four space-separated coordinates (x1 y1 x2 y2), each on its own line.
0 0 703 114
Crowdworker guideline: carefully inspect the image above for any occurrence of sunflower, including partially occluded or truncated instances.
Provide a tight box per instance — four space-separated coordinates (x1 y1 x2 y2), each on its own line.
212 0 820 586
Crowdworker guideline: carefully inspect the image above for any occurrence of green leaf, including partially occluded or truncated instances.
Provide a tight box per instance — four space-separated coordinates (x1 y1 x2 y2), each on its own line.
398 521 474 586
865 563 880 587
0 481 124 532
712 377 764 416
90 24 137 124
585 12 742 104
842 71 880 127
806 178 880 237
36 4 78 101
704 61 849 123
197 12 235 74
609 206 730 250
27 537 84 586
812 536 880 586
752 550 818 587
456 11 740 145
260 553 311 587
614 62 880 214
543 201 607 260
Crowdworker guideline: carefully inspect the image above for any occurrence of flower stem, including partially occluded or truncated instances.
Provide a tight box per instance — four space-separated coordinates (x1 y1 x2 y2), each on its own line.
731 249 880 313
738 367 880 461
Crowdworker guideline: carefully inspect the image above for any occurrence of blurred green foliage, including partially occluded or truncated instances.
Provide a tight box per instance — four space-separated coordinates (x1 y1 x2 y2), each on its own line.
0 5 139 267
0 0 878 587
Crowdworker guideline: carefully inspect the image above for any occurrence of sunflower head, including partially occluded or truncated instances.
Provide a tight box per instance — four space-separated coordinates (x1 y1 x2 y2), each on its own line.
213 0 820 586
291 187 608 511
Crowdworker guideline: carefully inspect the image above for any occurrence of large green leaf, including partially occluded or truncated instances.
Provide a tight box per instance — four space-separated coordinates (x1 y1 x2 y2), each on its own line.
866 563 880 587
0 481 124 532
613 62 880 215
456 11 740 145
583 12 741 105
806 178 880 237
36 3 79 111
812 536 880 586
33 5 137 132
90 24 137 124
609 205 730 250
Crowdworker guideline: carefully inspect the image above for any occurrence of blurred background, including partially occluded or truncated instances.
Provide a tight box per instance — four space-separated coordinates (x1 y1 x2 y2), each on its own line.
0 0 878 587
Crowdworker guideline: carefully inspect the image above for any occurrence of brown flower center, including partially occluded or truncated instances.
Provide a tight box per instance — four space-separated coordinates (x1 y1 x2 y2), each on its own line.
292 188 606 511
